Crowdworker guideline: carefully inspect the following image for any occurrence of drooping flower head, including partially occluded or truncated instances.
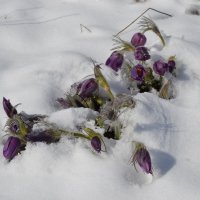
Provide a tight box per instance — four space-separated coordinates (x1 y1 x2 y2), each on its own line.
105 51 124 72
3 136 21 160
77 78 98 98
134 47 150 61
3 97 17 118
131 64 146 82
91 136 101 153
153 60 168 76
131 32 147 47
131 142 153 174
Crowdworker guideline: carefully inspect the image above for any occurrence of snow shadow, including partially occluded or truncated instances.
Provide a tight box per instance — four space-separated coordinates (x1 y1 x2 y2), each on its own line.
151 149 176 177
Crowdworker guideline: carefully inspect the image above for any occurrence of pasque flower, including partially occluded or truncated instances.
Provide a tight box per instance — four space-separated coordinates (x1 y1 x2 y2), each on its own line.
153 60 168 76
131 32 147 47
131 64 146 81
105 51 124 72
131 143 153 174
134 47 150 61
91 136 101 153
77 78 98 98
168 60 176 73
3 136 21 160
3 97 17 118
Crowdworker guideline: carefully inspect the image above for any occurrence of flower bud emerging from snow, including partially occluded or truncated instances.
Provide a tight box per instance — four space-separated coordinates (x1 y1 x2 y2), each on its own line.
134 47 150 61
131 32 147 47
77 78 98 98
57 98 71 108
153 60 168 76
131 64 146 82
91 136 101 153
168 60 176 73
3 97 17 118
3 136 21 160
131 143 152 174
105 51 124 72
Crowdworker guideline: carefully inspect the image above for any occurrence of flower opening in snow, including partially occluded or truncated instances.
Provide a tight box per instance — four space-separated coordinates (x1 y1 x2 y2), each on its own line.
153 60 168 76
131 64 146 82
3 97 17 118
105 51 124 72
134 46 150 61
131 143 153 174
168 59 176 73
77 78 98 98
91 136 101 153
131 32 147 47
3 136 21 160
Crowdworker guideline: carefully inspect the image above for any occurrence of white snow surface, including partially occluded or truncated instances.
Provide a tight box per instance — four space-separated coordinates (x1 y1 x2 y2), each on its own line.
0 0 200 199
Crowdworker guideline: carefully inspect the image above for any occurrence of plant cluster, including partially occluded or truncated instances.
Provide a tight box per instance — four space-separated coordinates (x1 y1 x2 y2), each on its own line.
1 14 176 176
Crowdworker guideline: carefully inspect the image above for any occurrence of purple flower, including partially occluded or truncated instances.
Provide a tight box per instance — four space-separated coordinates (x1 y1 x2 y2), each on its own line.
132 144 152 174
168 60 176 73
131 64 146 81
27 130 60 144
131 32 147 47
105 51 124 72
77 78 98 98
134 47 150 61
57 98 71 108
3 97 17 118
3 136 21 160
153 60 168 76
91 136 101 153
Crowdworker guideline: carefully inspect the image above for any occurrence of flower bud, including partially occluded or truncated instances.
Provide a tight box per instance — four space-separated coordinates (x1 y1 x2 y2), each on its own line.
131 143 152 174
77 78 98 98
3 136 21 160
91 136 101 153
57 98 71 108
153 60 168 76
131 64 146 82
105 51 124 72
134 47 150 61
131 32 147 47
3 97 17 118
168 60 176 73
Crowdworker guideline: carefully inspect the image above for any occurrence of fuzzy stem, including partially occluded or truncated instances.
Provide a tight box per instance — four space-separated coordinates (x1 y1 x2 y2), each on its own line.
115 8 172 36
58 129 90 140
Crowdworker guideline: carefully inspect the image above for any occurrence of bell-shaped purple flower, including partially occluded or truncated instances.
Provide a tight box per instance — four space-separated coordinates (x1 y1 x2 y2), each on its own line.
3 136 21 160
91 136 101 153
153 60 169 76
131 64 146 82
77 78 98 98
3 97 17 118
131 32 147 47
105 51 124 72
168 60 176 73
132 144 152 174
134 47 150 61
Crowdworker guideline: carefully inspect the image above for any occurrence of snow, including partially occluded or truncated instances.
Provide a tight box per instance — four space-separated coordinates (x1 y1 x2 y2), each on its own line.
1 0 200 199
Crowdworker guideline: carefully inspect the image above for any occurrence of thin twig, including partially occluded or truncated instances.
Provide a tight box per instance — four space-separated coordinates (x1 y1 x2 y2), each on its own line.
80 23 92 33
115 8 172 36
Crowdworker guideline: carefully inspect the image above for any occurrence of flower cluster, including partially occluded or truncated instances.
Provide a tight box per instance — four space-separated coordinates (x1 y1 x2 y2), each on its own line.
1 16 177 177
105 29 176 97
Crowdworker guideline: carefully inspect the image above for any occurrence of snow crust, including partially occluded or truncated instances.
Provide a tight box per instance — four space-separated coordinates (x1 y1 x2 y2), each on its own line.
0 0 200 199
